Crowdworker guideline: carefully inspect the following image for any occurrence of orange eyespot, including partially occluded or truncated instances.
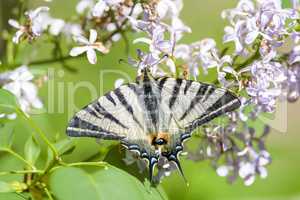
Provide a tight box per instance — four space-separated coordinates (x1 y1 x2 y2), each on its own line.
148 132 170 146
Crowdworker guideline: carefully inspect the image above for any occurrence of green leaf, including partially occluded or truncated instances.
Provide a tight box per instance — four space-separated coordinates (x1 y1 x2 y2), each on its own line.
49 166 168 200
46 138 75 165
0 181 14 193
24 136 41 166
0 89 18 113
0 121 15 148
55 138 76 156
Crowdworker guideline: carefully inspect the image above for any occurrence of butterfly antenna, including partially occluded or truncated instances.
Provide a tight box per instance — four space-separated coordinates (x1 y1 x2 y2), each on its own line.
151 54 169 67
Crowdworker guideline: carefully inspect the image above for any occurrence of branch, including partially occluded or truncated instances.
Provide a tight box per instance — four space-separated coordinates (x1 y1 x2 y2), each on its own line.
9 2 137 69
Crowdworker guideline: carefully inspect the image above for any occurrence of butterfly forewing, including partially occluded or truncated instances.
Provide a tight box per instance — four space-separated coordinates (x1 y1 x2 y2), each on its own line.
156 77 239 132
67 83 146 140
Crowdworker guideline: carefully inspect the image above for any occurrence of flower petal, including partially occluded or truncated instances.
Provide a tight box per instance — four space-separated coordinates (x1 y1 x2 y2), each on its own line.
245 31 259 45
94 43 109 54
8 19 20 29
166 58 176 73
133 37 152 45
89 29 98 43
12 30 24 44
73 35 89 45
92 0 107 17
87 48 97 64
69 46 89 56
26 6 49 20
76 0 94 14
216 166 230 177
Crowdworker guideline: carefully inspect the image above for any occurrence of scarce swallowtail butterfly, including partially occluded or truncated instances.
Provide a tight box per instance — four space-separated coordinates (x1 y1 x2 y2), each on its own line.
66 68 241 182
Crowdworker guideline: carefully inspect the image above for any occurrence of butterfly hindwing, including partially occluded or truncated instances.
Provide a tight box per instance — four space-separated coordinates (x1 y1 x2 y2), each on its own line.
152 77 240 161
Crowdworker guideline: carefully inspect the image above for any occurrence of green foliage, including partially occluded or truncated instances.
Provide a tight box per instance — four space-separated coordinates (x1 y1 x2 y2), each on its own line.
24 136 41 166
0 89 18 113
49 166 167 200
0 181 14 193
46 138 75 166
0 121 15 149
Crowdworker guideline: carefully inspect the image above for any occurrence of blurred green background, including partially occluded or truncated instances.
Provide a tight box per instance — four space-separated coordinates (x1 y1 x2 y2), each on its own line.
1 0 300 200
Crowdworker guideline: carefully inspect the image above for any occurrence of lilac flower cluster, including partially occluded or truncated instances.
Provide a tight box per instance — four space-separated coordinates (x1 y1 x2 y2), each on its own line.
120 0 300 185
222 0 298 60
0 66 44 118
2 0 300 186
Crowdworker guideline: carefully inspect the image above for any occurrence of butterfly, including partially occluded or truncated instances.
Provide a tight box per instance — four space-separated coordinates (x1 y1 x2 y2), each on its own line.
66 68 241 182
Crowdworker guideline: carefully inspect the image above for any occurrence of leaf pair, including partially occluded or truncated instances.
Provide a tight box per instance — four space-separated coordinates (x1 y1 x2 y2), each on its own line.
49 166 167 200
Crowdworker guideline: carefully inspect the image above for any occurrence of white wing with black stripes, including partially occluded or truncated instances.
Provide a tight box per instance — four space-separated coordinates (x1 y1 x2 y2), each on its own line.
67 83 145 140
66 69 241 182
157 77 240 132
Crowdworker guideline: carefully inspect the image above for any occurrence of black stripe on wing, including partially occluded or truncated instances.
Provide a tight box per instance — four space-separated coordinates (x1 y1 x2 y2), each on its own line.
114 87 143 129
105 92 116 106
187 91 241 132
143 76 159 131
67 116 124 140
180 84 211 120
89 101 128 129
184 80 193 94
169 79 183 108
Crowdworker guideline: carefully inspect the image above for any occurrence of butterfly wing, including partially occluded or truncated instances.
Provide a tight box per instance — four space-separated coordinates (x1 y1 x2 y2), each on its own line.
153 77 241 166
67 83 146 141
156 77 241 133
66 75 241 182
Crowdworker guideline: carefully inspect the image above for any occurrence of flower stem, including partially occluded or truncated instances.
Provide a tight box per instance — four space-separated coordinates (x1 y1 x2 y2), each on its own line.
48 161 107 173
15 108 59 158
43 187 54 200
66 161 107 167
0 170 43 176
0 148 35 170
235 47 260 71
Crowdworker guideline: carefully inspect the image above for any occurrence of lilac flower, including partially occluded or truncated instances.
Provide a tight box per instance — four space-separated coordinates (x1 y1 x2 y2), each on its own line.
37 12 66 36
286 65 300 102
92 0 124 18
291 0 300 10
245 60 287 112
289 45 300 64
156 0 182 20
0 66 43 114
8 7 49 43
291 31 300 43
135 26 175 55
70 29 109 64
106 23 121 42
223 21 248 55
222 0 298 57
128 51 164 76
8 19 27 44
76 0 94 14
62 23 83 38
237 148 270 186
